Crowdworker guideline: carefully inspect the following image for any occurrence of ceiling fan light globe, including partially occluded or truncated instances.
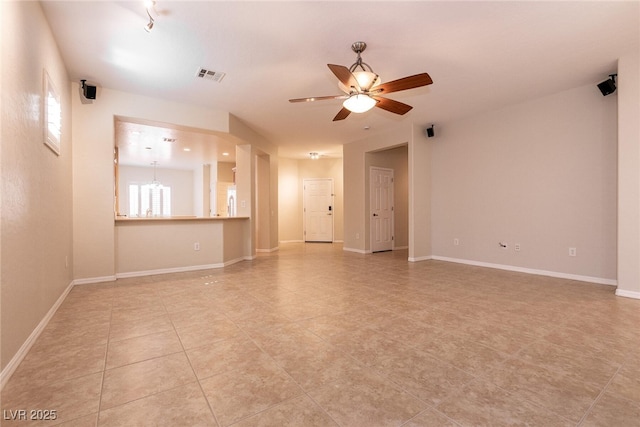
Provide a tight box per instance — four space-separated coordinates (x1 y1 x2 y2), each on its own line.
343 94 376 113
354 71 380 91
338 71 381 93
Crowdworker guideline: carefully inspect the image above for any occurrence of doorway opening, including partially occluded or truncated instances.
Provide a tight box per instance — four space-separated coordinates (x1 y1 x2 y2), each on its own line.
366 144 408 253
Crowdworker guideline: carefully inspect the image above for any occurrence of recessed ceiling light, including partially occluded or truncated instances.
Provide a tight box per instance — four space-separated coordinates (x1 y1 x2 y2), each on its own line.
183 148 191 152
222 152 229 156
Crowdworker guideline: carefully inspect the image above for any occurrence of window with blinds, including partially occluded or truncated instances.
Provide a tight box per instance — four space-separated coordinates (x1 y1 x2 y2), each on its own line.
129 184 171 217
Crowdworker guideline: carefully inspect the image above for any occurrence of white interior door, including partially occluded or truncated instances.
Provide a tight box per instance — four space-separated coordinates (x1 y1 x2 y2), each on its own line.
303 178 333 242
370 167 394 252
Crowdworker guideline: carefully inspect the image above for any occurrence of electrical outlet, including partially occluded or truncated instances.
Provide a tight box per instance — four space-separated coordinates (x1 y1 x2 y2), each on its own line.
569 247 576 257
453 238 460 246
194 242 200 251
514 243 521 252
356 233 360 239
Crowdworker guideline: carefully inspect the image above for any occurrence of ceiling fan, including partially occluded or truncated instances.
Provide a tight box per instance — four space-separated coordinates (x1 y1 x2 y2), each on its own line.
289 41 433 121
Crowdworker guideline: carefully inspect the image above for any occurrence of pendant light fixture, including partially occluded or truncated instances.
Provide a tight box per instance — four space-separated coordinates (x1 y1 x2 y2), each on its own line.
151 161 161 186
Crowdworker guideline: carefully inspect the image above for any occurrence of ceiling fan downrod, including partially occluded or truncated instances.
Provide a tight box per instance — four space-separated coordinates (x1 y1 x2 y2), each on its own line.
349 41 374 73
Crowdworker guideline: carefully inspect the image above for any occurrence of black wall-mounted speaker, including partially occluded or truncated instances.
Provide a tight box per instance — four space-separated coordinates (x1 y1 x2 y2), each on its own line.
425 125 435 138
597 77 616 96
83 84 97 99
81 80 97 99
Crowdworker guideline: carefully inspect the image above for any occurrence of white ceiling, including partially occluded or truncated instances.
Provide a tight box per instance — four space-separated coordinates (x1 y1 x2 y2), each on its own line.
41 1 639 167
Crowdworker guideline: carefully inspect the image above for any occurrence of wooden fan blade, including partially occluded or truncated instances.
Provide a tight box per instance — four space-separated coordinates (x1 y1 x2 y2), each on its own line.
333 107 351 121
289 95 347 103
328 64 360 91
372 96 413 115
371 73 432 95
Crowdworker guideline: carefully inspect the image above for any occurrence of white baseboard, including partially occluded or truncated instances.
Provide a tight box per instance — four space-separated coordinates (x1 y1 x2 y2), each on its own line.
0 281 74 391
408 255 433 262
343 247 369 254
279 240 344 244
73 275 117 285
225 256 253 266
431 256 617 286
113 257 254 280
256 246 279 253
345 246 407 254
76 257 255 283
615 288 640 299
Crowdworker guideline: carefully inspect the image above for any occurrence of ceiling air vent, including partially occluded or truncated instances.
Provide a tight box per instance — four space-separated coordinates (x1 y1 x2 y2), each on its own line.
196 68 226 83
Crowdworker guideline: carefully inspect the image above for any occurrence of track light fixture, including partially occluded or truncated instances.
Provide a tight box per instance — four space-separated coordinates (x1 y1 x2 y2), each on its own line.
309 152 319 160
144 1 155 32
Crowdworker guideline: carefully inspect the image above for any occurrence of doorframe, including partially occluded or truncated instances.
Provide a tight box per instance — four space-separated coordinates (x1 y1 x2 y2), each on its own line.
303 178 334 242
369 167 395 253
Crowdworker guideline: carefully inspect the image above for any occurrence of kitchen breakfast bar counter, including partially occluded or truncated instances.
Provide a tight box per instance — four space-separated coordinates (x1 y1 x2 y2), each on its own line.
115 216 251 278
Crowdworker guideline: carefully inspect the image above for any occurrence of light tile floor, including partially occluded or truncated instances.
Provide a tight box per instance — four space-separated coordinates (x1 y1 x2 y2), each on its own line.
2 243 639 426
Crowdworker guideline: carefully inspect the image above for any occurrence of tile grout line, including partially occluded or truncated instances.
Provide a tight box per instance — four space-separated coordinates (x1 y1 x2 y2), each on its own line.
576 364 622 427
215 312 324 426
95 287 116 426
281 320 447 425
164 277 224 427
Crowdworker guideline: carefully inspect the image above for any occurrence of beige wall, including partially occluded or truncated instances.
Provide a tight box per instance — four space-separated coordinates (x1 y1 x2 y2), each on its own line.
256 154 272 250
1 1 73 372
616 51 640 297
431 83 618 281
217 161 235 182
344 125 416 253
278 157 344 243
342 83 625 281
278 158 302 242
229 116 279 253
408 123 433 261
116 221 224 274
115 219 249 275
